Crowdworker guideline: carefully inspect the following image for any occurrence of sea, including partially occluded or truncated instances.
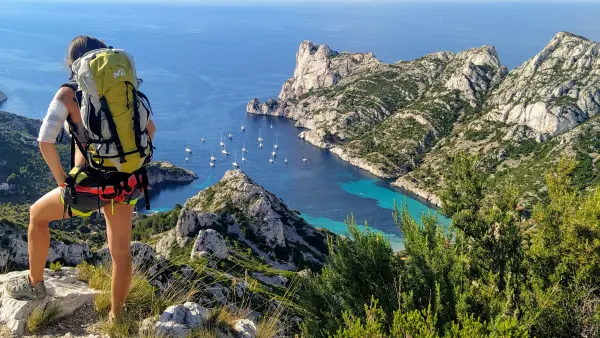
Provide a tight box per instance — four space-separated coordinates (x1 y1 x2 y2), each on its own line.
1 1 600 251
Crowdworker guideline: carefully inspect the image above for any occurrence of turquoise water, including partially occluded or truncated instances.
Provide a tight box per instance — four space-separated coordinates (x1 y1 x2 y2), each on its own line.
301 214 405 251
1 2 599 249
340 179 450 225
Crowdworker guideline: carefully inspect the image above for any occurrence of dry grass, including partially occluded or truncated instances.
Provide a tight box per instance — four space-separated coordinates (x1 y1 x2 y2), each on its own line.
27 302 61 334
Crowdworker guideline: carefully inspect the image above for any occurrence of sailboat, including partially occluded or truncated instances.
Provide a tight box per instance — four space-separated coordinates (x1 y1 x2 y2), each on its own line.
242 156 247 162
219 132 225 147
185 155 190 162
240 119 245 131
242 142 247 153
201 137 206 143
210 150 216 162
284 156 288 164
228 126 233 139
210 161 215 167
271 147 277 157
274 136 279 149
269 155 274 164
232 153 239 168
257 128 263 143
259 143 264 149
302 158 308 163
185 143 192 153
269 121 274 129
222 147 230 155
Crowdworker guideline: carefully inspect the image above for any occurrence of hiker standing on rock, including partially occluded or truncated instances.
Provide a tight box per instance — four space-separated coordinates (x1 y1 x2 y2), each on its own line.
5 36 157 323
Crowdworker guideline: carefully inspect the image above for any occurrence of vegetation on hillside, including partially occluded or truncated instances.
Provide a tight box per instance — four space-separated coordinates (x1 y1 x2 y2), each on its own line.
299 153 600 337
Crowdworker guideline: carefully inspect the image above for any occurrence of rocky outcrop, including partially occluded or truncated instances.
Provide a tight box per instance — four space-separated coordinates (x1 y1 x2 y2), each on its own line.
486 32 600 138
0 221 92 271
248 32 600 205
191 229 229 260
0 268 99 335
140 302 258 338
0 90 7 105
146 161 198 187
157 170 329 270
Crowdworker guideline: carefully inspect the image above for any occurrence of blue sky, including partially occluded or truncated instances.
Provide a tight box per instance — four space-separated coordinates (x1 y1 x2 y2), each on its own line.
11 0 597 3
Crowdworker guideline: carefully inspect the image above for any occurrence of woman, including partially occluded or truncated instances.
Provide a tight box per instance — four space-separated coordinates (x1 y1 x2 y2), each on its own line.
5 36 156 322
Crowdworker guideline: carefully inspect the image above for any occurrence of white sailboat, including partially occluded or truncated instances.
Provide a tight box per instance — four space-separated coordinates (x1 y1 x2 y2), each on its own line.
274 136 279 149
185 143 192 153
241 119 245 131
210 161 215 167
284 157 288 164
269 156 274 164
242 141 247 153
228 127 233 139
242 156 247 162
185 155 190 162
222 147 230 155
219 132 225 147
257 128 263 143
201 137 206 143
270 121 274 129
210 150 216 162
271 147 277 157
259 143 264 149
302 158 308 163
232 153 239 168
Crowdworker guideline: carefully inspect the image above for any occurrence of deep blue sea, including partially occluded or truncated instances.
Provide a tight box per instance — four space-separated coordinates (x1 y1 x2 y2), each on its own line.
2 1 600 250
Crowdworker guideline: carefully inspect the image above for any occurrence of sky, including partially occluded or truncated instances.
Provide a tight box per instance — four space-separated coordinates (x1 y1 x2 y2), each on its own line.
10 0 600 3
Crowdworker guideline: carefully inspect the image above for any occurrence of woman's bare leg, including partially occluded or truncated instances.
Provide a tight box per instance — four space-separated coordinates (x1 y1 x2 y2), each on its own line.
28 187 70 285
103 203 134 318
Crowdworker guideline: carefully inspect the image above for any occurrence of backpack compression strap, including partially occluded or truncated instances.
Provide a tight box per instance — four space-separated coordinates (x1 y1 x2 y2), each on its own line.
98 96 127 163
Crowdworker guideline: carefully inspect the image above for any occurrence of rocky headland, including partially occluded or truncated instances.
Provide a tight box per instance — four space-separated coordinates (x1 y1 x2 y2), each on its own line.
248 32 600 206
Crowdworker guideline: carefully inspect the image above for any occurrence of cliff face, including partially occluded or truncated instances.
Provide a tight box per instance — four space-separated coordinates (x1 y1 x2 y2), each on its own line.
486 32 600 139
248 32 600 205
0 91 7 105
157 170 329 270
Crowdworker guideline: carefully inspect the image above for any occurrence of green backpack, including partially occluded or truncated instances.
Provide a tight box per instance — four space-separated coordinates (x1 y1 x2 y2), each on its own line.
65 47 154 210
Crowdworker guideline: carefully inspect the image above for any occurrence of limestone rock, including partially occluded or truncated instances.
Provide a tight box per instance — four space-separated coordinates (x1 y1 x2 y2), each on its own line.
0 268 99 335
487 32 600 137
191 229 229 260
144 302 210 337
232 319 257 338
182 170 328 268
175 210 219 246
154 321 190 337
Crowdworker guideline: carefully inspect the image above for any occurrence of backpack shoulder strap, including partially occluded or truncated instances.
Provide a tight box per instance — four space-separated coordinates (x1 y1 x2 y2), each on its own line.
61 82 82 107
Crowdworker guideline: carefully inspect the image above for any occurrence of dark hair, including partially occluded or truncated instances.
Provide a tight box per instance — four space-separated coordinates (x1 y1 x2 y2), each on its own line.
66 35 107 68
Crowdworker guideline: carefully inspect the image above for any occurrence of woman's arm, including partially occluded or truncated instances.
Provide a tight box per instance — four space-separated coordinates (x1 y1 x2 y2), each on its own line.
147 118 156 140
38 89 73 187
39 142 67 186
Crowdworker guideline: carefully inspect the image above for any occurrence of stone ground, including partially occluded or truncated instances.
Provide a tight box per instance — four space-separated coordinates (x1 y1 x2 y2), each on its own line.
0 301 105 338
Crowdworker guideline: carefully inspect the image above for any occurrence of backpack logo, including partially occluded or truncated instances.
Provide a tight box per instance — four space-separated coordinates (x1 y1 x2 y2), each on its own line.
113 68 126 79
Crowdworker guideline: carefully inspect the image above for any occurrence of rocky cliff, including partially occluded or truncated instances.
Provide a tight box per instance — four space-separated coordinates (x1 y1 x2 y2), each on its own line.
249 32 600 205
0 90 7 105
157 169 329 271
